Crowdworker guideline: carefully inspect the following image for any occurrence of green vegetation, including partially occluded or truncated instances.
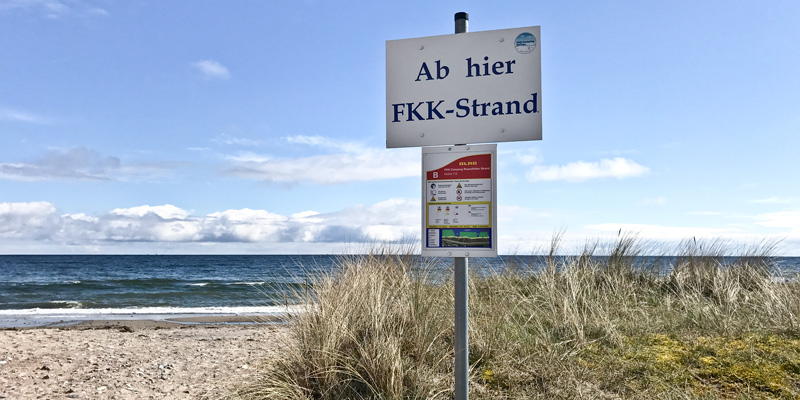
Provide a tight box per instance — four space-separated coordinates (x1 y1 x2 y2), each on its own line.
230 237 800 399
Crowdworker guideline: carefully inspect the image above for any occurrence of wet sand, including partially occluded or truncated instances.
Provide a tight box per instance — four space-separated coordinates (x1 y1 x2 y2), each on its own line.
0 318 289 399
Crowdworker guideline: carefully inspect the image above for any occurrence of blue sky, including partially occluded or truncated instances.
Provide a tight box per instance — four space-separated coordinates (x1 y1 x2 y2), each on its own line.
1 0 799 255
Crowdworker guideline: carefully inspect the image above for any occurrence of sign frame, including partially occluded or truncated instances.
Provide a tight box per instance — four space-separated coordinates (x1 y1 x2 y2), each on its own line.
386 26 541 148
421 144 497 257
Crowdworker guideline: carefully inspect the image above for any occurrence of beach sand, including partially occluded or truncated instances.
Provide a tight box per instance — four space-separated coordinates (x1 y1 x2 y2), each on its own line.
0 319 288 399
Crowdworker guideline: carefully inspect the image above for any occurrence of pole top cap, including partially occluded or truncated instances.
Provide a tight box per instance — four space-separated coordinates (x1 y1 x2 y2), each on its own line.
454 12 468 21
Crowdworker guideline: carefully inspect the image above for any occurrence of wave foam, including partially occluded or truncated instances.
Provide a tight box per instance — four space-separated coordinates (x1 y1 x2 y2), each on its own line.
0 305 302 317
49 300 83 308
0 305 305 328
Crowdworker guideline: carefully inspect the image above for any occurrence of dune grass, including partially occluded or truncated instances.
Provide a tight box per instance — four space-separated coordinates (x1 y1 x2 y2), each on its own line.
231 237 800 399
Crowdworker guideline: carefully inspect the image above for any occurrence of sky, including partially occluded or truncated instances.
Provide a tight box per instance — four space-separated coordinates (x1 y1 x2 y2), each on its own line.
1 0 799 255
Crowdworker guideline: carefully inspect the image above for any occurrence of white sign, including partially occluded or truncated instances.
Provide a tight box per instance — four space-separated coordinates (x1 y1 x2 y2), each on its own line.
422 144 497 257
387 26 541 148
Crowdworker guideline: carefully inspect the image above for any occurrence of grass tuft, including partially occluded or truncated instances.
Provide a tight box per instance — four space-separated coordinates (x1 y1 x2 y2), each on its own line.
231 237 800 399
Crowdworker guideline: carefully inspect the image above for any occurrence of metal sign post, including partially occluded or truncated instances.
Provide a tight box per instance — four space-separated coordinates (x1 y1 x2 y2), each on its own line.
454 254 468 400
454 12 469 400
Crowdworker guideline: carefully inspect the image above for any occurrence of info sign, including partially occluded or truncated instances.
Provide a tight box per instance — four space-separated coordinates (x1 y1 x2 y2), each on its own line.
386 26 541 148
422 144 497 257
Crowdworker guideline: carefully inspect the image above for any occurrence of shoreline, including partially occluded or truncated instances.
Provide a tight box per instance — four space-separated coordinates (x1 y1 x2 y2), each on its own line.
0 318 289 399
2 314 289 331
0 307 300 329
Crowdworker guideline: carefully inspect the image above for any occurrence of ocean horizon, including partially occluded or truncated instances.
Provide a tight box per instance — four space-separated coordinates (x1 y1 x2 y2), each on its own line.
2 254 799 328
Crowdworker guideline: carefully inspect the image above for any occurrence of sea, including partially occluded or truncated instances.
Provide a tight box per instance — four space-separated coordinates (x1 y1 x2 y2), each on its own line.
2 255 799 328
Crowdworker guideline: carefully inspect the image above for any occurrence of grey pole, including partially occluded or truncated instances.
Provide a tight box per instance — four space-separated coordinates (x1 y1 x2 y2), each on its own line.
454 11 469 400
455 11 468 34
454 256 469 400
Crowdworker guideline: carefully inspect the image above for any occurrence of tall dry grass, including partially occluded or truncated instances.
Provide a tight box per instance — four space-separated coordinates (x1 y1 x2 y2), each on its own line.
234 249 455 400
232 237 800 399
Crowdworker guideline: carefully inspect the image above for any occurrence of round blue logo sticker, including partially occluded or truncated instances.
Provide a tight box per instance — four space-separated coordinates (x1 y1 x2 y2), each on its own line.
514 32 537 54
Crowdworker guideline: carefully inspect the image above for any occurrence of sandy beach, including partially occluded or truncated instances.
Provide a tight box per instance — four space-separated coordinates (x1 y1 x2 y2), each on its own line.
0 319 288 399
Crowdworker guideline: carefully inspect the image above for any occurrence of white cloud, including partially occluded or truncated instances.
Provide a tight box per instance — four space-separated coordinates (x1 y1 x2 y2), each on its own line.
498 205 551 223
582 221 800 255
286 135 367 153
751 197 800 205
192 59 230 79
584 223 743 241
754 210 800 232
61 213 97 223
88 7 107 16
225 151 418 184
0 147 178 182
0 107 48 124
0 199 420 247
0 147 118 181
291 210 323 223
226 152 270 163
3 200 799 255
0 201 59 239
295 198 419 243
204 209 288 242
0 0 108 19
499 147 542 166
213 134 260 146
42 0 67 17
526 157 649 183
224 136 418 184
110 205 190 220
